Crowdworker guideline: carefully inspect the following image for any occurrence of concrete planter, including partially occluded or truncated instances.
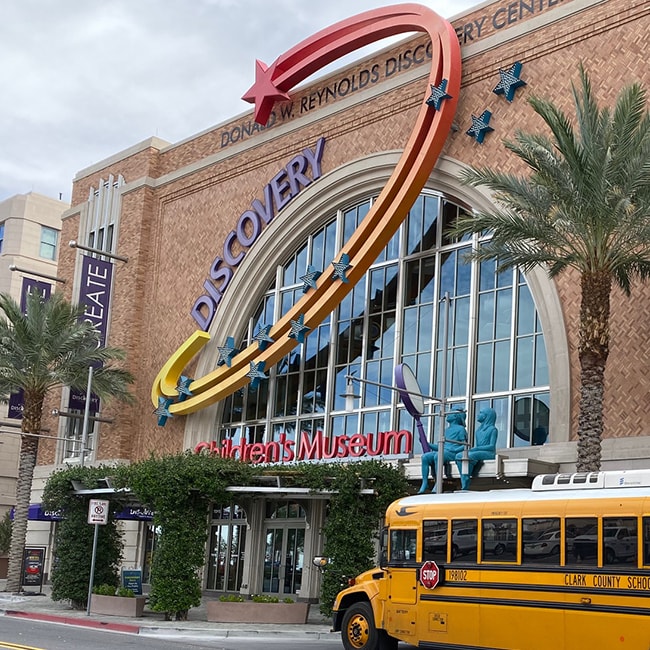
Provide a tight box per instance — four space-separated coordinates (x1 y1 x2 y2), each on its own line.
206 600 310 624
89 594 147 618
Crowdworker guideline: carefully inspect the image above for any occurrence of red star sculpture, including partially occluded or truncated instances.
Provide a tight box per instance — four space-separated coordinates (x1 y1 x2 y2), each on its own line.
241 60 291 125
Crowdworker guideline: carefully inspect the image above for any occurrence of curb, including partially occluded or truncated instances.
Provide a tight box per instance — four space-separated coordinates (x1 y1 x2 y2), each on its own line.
4 610 141 634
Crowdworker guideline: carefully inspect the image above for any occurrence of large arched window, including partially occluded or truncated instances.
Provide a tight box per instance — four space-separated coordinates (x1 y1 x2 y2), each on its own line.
218 191 549 453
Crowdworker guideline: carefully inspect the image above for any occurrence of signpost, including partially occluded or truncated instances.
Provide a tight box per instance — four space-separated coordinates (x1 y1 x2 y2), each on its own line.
419 560 440 590
86 499 109 615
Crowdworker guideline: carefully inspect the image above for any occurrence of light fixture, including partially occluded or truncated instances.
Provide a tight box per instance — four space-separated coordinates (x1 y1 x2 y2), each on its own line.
51 408 114 424
339 376 361 411
69 240 128 263
9 264 66 284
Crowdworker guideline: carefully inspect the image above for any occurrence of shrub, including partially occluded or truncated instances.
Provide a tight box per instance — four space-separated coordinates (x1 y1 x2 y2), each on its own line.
251 594 279 603
218 594 245 602
116 587 135 598
93 584 118 596
282 597 295 604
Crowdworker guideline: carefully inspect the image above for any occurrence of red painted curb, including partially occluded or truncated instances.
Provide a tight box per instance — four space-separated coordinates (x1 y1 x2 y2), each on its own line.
6 610 141 634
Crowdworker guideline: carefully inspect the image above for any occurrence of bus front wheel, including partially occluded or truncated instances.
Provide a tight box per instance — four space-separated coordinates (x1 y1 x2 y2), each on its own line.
341 602 397 650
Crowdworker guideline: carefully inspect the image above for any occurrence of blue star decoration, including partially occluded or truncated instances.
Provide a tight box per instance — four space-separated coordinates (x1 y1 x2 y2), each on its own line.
332 253 352 283
217 336 239 367
466 110 494 144
154 397 174 426
426 78 452 111
253 324 275 350
300 265 322 293
288 313 311 344
246 360 267 390
176 375 193 402
493 61 526 102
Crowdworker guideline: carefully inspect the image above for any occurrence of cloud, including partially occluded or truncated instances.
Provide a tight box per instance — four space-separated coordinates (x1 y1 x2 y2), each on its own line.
0 0 474 202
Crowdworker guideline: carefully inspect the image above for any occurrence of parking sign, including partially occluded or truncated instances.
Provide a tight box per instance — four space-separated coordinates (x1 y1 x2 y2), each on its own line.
88 499 110 525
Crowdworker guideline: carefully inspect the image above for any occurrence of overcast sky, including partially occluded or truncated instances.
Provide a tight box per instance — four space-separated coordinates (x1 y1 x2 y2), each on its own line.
0 1 477 204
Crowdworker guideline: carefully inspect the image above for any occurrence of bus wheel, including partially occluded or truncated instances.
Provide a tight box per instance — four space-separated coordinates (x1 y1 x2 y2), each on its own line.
341 602 378 650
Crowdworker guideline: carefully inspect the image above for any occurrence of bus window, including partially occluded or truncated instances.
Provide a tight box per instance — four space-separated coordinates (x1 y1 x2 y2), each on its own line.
644 518 650 566
567 517 598 566
390 529 418 564
450 519 478 563
602 517 637 567
482 519 517 562
423 519 448 562
522 518 560 565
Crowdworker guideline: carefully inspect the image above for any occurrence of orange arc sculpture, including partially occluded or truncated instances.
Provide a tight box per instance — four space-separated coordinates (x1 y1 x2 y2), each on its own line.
152 3 461 415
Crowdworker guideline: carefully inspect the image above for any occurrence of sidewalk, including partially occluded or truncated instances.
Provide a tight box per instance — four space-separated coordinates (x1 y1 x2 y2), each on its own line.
0 582 333 639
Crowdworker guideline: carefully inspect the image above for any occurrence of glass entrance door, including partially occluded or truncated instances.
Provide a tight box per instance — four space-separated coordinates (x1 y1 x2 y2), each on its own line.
263 526 305 595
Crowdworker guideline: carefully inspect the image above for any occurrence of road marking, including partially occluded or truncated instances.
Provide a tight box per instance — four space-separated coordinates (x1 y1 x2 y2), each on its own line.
0 642 45 650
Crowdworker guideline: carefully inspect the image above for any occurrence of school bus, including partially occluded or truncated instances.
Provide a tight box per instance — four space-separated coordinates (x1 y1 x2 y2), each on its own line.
331 470 650 650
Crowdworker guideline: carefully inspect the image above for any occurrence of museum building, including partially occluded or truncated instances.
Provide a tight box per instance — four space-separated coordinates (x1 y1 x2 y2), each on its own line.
23 0 650 600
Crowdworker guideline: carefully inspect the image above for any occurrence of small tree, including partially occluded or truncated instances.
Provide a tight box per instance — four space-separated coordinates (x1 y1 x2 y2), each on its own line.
0 511 12 555
0 291 134 593
450 65 650 471
43 466 126 609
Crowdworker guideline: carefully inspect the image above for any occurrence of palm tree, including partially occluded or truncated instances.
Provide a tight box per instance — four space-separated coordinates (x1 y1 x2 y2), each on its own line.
0 290 134 593
450 64 650 472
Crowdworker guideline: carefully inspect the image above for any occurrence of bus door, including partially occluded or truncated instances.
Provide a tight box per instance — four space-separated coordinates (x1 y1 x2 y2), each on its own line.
384 528 418 640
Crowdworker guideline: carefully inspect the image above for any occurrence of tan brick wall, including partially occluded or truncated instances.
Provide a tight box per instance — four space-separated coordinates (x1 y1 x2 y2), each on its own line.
45 0 650 467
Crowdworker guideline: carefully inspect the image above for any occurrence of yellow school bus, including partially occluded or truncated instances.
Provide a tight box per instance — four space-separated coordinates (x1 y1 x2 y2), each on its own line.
331 470 650 650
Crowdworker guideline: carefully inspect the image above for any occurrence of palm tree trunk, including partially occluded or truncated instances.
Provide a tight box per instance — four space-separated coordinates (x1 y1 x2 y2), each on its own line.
5 392 44 594
5 435 39 593
576 271 611 472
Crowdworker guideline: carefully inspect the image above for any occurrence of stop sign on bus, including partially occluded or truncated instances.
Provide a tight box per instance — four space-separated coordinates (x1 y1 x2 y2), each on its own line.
420 560 440 589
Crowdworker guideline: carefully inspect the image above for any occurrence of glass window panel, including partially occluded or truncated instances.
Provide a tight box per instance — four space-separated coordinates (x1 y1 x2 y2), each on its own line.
283 256 296 286
456 256 471 295
493 340 510 391
477 293 495 342
482 519 517 562
451 347 467 397
566 517 598 567
423 520 448 562
403 308 418 355
311 230 324 268
422 196 439 251
643 518 650 566
390 529 418 564
496 267 512 289
517 285 536 335
421 257 436 304
417 305 433 352
296 245 308 280
343 208 357 243
450 519 477 563
325 221 337 266
495 289 512 339
522 518 560 566
479 259 496 292
515 336 534 388
603 517 637 568
454 297 470 346
440 251 456 296
535 336 549 386
475 343 493 393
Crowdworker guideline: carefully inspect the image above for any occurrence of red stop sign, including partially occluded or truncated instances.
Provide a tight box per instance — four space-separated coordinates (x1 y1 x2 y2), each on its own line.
420 560 440 589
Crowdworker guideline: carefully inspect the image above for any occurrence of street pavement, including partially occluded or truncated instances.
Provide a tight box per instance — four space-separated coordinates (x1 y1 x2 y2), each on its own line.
0 581 334 640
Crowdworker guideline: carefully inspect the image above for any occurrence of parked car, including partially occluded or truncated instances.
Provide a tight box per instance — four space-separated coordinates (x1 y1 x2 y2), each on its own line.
572 526 636 563
524 530 561 557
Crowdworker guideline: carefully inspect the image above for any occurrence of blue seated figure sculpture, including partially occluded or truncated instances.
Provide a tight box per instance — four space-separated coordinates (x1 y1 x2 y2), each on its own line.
419 409 467 494
455 407 498 491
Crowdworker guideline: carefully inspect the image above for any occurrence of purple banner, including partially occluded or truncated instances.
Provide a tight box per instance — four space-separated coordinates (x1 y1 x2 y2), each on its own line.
68 255 113 412
9 278 52 418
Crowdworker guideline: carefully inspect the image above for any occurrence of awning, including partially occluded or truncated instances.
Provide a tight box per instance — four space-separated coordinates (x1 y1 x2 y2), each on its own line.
10 504 153 521
9 504 63 521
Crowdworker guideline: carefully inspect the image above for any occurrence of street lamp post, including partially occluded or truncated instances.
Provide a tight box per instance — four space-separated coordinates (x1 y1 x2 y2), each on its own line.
79 366 93 467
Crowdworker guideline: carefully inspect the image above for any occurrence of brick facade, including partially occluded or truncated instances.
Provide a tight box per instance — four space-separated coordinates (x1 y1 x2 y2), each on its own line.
45 0 650 469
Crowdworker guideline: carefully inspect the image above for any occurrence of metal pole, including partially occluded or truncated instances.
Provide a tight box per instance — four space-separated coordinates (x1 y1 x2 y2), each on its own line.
80 366 93 467
86 522 99 615
436 292 451 494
